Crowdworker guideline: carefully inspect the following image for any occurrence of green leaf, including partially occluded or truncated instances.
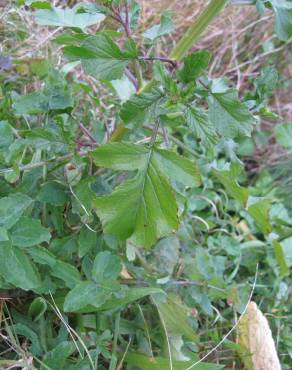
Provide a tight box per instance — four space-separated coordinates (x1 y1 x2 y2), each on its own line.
28 297 47 321
98 287 164 311
0 242 41 290
143 10 173 41
153 293 196 341
27 246 57 267
270 0 292 40
63 281 112 312
11 324 42 356
92 143 199 246
208 89 254 138
51 260 81 288
275 122 292 151
42 341 76 370
10 216 51 247
37 181 69 206
64 34 135 81
185 106 218 147
0 227 9 242
279 236 292 267
0 193 32 230
92 251 122 283
154 148 201 187
78 226 97 258
247 198 272 234
125 353 223 370
35 6 105 30
273 240 290 277
120 88 164 128
0 121 13 149
213 165 248 207
177 50 211 83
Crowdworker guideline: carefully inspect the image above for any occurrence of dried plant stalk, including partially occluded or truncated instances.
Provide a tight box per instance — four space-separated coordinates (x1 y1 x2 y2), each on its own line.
238 301 281 370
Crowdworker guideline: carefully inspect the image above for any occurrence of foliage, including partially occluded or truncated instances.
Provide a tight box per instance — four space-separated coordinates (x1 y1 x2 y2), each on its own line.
0 0 291 369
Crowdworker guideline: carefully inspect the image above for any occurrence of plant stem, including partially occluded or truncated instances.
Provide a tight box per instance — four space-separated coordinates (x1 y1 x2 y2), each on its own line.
170 0 230 60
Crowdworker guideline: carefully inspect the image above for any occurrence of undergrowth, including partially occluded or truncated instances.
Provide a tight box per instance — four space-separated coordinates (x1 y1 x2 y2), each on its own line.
0 0 291 369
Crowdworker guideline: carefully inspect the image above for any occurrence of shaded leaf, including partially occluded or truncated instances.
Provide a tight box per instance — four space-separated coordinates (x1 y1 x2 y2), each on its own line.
10 216 51 247
275 122 292 151
0 193 32 230
92 251 122 283
178 50 211 83
247 198 272 234
143 10 173 41
0 242 41 290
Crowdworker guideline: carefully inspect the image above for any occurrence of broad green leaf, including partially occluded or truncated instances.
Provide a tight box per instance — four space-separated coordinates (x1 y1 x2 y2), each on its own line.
64 34 136 81
37 181 69 206
177 50 211 83
35 6 105 30
0 227 9 242
92 251 122 283
120 88 164 128
208 89 254 138
143 10 173 41
78 226 97 258
43 341 76 370
91 142 148 170
63 281 112 312
27 246 57 268
0 121 13 149
273 240 290 276
94 169 178 247
185 106 218 147
50 260 81 288
279 236 292 267
213 166 248 207
0 242 41 290
98 287 164 311
11 324 42 356
154 148 201 187
125 353 223 370
153 293 196 341
275 122 292 151
247 198 272 234
10 216 51 247
0 193 32 229
92 143 200 246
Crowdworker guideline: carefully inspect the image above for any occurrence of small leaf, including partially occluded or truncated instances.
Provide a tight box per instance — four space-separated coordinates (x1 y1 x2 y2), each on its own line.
37 181 69 206
0 242 41 290
120 88 164 128
0 193 32 230
209 89 254 138
51 260 81 288
275 122 292 151
43 341 76 370
63 281 110 312
213 165 248 207
143 10 173 41
28 297 48 321
185 106 218 147
247 198 272 234
78 226 97 258
273 240 290 277
35 6 105 30
10 216 51 247
177 50 211 83
64 34 135 81
92 251 122 283
0 121 13 149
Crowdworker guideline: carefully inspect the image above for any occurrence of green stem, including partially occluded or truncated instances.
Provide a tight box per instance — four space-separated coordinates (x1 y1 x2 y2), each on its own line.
170 0 230 61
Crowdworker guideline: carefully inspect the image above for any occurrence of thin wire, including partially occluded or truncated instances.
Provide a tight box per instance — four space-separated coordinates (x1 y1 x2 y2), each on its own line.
185 263 259 370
